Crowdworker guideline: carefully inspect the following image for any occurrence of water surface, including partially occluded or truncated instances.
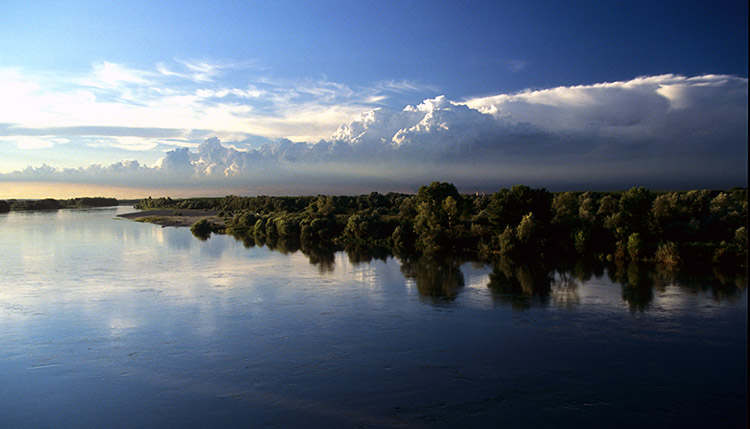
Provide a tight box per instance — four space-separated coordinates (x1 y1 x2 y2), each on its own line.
1 207 746 427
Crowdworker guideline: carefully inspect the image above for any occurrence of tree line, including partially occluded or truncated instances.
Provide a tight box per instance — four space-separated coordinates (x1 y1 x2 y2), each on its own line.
0 197 119 212
134 182 747 269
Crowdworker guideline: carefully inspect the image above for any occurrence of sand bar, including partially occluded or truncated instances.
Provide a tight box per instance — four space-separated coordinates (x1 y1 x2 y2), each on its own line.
117 209 222 227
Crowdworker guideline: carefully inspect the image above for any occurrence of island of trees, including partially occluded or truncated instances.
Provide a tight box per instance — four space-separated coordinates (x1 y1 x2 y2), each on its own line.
130 182 747 270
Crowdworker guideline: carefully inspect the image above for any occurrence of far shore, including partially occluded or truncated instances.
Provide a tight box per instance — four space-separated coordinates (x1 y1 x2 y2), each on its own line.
117 209 221 228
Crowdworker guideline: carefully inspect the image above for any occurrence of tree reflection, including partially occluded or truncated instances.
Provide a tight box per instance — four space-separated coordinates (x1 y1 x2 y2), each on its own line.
651 263 679 291
551 271 581 309
301 242 337 273
572 257 604 282
706 269 747 302
231 232 256 249
265 236 301 255
487 258 553 310
190 226 211 241
672 270 747 303
609 261 654 312
345 244 390 266
400 255 465 302
205 227 747 306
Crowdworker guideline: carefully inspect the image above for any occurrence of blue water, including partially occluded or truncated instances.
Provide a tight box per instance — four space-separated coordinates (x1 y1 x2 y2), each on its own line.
1 207 746 427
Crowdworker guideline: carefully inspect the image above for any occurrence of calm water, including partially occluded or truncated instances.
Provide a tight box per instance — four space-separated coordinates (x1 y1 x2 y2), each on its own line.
1 207 746 428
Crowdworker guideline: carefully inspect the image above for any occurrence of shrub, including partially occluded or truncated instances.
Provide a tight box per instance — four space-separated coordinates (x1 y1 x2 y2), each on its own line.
493 226 517 258
573 229 590 254
654 242 680 266
190 218 213 240
627 233 643 261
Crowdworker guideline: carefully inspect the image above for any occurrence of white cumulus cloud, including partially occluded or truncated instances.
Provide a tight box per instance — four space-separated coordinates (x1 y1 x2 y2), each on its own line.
1 73 746 194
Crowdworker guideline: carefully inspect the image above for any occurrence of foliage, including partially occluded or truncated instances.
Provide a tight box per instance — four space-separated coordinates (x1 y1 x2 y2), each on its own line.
413 182 467 253
627 233 644 261
486 185 552 230
654 242 680 266
190 218 215 241
573 228 590 254
66 197 119 208
7 197 118 211
614 187 654 239
122 182 746 268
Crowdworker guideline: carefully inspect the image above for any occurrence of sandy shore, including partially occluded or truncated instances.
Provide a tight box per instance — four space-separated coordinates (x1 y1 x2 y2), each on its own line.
117 209 222 227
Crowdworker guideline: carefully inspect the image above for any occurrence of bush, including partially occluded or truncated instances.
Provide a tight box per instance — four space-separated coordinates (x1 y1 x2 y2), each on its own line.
190 218 214 240
343 214 370 241
627 233 643 261
275 215 302 239
654 242 680 266
573 229 589 254
734 226 747 252
493 226 518 258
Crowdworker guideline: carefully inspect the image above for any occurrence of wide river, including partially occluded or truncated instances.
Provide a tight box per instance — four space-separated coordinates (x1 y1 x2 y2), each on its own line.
1 207 746 427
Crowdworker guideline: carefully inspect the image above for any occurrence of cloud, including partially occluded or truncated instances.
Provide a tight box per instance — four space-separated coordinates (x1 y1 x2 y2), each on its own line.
0 136 65 150
0 124 189 138
82 62 152 88
373 79 439 94
0 60 437 154
1 73 746 193
157 60 224 83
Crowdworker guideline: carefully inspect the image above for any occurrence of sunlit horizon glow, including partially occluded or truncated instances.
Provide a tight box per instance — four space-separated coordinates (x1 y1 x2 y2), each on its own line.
2 1 747 198
0 181 423 200
0 182 170 200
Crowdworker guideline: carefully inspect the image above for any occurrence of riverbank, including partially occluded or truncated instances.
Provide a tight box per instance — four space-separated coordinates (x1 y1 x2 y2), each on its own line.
117 209 221 227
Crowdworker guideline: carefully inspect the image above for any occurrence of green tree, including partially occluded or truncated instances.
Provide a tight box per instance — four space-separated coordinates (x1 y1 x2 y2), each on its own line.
709 190 747 240
415 181 462 206
414 201 443 252
442 196 459 237
573 229 590 254
597 195 619 228
486 185 551 230
343 213 370 241
552 192 579 229
515 212 538 245
492 226 518 258
275 214 302 239
413 182 465 253
265 216 279 238
617 187 654 238
577 192 598 225
307 195 335 218
627 232 644 261
391 223 417 253
734 226 747 253
398 196 417 219
190 218 213 241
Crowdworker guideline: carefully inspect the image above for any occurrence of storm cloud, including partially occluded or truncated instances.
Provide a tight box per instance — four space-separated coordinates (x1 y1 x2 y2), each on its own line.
1 74 746 194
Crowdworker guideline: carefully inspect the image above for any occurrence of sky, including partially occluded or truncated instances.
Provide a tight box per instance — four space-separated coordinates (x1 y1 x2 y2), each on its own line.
1 0 747 198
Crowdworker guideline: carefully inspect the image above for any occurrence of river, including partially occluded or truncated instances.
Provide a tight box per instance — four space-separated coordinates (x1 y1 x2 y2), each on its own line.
1 206 746 427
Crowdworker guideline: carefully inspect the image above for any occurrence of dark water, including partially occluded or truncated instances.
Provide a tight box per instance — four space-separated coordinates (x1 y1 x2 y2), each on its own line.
1 207 746 428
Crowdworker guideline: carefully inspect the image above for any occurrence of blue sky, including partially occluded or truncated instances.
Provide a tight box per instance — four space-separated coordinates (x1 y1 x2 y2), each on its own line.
1 0 747 197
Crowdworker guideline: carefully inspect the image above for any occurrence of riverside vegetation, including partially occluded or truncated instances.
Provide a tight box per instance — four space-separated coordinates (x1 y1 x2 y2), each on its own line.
0 197 118 212
131 182 747 272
